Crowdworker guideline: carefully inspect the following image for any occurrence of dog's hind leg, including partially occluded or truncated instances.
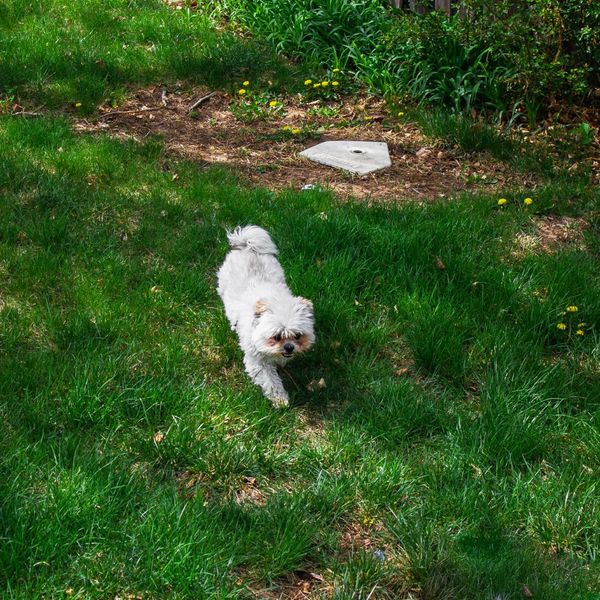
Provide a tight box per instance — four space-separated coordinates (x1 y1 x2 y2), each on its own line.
243 353 289 408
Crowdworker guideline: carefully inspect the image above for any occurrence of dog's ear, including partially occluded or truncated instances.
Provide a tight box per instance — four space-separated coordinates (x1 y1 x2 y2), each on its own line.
254 299 268 318
297 297 313 312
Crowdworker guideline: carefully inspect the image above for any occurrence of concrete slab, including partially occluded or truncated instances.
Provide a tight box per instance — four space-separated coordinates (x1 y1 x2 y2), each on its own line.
299 140 391 175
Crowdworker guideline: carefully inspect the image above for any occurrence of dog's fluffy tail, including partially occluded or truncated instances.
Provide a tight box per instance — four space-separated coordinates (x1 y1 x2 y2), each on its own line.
227 225 278 255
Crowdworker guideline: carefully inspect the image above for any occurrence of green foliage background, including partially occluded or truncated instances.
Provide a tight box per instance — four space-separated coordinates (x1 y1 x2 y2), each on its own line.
218 0 599 119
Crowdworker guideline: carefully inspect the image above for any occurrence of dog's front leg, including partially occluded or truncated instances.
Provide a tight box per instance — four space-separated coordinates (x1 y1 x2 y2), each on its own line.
243 353 289 408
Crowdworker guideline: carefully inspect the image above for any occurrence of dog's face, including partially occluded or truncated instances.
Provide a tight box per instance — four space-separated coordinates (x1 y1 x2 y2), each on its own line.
251 297 315 362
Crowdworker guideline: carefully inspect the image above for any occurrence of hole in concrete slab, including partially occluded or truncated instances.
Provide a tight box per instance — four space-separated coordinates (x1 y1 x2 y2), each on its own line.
351 148 365 154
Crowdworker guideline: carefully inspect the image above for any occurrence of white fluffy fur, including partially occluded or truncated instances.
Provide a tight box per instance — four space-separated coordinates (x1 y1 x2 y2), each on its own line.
217 225 315 407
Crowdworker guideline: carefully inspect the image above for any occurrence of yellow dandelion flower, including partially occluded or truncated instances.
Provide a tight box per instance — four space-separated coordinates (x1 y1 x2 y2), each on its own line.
291 128 301 135
524 197 534 205
75 102 82 108
397 111 405 117
238 89 246 95
321 81 329 87
556 323 567 330
364 116 373 121
269 100 278 107
566 305 578 312
498 198 507 206
576 329 585 336
362 515 375 527
313 83 321 88
577 322 587 328
332 81 339 86
282 125 291 131
332 68 341 73
304 79 312 85
243 80 250 86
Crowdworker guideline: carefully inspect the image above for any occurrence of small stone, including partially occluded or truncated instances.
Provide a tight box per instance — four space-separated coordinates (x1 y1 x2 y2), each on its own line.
373 549 386 562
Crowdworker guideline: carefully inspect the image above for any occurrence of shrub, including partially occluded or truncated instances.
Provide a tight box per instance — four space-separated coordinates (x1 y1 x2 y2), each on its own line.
458 0 600 107
219 0 388 66
217 0 599 118
351 11 514 114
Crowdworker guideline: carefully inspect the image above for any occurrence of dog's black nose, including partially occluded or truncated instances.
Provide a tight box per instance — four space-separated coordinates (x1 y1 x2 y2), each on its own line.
283 342 295 353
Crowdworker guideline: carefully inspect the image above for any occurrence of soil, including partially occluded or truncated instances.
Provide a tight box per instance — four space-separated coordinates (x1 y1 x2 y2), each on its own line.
74 85 541 203
512 215 590 258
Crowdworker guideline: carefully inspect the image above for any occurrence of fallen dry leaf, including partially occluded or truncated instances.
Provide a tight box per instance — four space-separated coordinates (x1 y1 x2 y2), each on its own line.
435 255 446 270
153 431 165 444
522 584 533 598
294 570 324 582
307 377 326 392
470 463 483 477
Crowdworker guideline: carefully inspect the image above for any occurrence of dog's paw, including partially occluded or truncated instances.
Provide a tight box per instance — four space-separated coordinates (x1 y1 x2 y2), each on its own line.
270 394 289 409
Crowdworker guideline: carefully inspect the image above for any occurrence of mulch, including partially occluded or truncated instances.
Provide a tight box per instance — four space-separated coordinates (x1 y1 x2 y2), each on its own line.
74 85 542 203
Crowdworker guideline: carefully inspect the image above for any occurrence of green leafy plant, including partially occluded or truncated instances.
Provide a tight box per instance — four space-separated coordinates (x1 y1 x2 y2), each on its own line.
229 82 285 122
219 0 388 67
217 0 599 121
577 122 595 147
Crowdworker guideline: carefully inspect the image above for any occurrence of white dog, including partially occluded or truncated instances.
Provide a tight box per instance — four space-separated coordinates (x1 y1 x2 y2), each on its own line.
217 225 315 407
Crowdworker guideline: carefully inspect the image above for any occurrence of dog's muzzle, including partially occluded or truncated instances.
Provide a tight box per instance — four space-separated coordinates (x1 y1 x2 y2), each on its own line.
281 342 295 357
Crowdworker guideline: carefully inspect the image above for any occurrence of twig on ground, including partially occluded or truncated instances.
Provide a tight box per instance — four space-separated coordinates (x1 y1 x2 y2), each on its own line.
160 89 168 107
98 107 165 119
11 111 45 117
188 91 217 112
366 586 379 600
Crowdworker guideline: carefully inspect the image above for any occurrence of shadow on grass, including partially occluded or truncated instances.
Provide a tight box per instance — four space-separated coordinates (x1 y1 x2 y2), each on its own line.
0 0 294 111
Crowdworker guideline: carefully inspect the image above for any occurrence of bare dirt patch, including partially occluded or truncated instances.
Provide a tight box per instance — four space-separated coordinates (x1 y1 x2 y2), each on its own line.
513 215 589 257
74 86 539 202
232 475 267 506
243 570 329 600
534 215 589 253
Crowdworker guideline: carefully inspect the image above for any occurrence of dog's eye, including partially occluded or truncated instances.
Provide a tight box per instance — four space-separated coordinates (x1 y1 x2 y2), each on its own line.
274 334 282 342
295 333 301 340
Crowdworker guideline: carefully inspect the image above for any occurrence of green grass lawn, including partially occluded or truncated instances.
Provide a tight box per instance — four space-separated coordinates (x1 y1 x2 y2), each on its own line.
0 0 291 111
1 1 600 599
1 116 599 598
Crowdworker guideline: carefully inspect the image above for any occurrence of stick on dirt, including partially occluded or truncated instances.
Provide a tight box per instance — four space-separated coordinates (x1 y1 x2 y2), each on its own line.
98 107 165 119
12 111 45 117
188 91 217 112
